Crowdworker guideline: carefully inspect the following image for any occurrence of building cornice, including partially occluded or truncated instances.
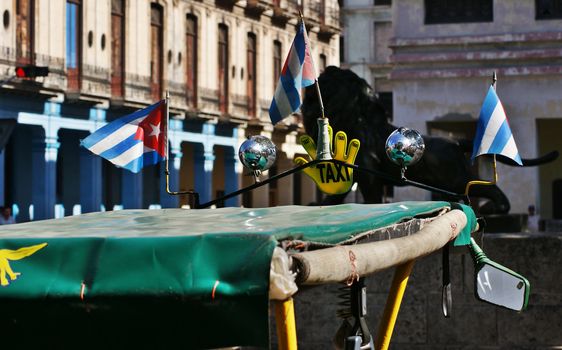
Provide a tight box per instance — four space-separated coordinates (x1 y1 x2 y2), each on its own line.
391 48 562 64
389 31 562 80
342 5 391 22
390 31 562 48
390 65 562 80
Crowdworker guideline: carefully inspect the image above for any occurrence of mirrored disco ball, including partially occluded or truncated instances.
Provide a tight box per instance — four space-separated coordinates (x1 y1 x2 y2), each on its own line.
238 135 277 171
385 127 425 167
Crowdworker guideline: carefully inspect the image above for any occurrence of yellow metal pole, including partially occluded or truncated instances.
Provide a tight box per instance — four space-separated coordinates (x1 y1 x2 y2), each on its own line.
464 154 498 197
274 298 298 350
375 260 416 350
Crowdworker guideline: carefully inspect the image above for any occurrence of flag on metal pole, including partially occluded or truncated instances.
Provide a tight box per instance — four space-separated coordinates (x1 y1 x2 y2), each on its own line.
81 100 167 173
269 20 317 124
472 85 522 165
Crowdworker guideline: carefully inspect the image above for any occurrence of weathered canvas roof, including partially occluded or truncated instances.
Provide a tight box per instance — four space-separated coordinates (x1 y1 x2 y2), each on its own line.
0 201 475 348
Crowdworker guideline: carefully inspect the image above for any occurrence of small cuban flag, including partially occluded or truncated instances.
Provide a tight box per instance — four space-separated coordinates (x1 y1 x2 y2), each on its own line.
472 86 522 166
269 20 317 124
81 100 167 173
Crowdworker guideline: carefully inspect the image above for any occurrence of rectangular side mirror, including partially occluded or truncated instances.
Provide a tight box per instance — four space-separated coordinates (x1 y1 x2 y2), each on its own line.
475 261 530 311
470 238 530 311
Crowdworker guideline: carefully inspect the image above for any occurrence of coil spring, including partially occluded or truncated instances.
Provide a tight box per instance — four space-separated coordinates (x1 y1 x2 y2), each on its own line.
336 284 352 319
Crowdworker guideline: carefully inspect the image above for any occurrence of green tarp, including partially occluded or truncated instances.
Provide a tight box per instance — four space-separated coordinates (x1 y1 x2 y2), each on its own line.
0 202 475 349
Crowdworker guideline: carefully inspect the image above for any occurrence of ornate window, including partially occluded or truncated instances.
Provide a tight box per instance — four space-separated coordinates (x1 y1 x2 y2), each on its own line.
218 24 229 114
186 15 198 107
150 3 163 101
66 0 82 90
273 40 282 93
339 36 345 63
319 54 327 72
425 0 493 24
247 33 257 117
111 0 125 97
536 0 562 19
16 0 34 65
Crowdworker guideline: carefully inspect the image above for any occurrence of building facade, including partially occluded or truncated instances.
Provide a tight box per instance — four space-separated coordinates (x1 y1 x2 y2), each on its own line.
0 0 341 222
342 0 562 219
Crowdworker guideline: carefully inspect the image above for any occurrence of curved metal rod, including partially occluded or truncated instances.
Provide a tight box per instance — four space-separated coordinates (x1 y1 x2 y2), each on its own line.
195 159 467 209
329 159 468 202
464 154 498 197
196 159 322 209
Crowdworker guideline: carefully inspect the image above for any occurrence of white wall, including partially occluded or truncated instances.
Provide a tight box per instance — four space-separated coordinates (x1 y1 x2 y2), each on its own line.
392 73 562 213
394 0 562 39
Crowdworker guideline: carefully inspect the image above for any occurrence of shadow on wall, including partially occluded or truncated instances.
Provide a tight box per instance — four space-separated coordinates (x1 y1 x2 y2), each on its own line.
277 233 562 349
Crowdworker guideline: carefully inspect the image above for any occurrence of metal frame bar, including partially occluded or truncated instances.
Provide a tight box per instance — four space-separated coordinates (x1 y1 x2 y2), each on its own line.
191 159 467 209
375 260 416 350
275 298 299 350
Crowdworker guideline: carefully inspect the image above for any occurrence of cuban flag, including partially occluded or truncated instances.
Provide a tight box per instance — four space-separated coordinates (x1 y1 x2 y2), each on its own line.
81 100 167 173
472 86 522 165
269 21 317 124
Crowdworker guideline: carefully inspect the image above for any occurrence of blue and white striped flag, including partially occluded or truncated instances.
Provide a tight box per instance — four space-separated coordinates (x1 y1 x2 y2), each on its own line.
269 21 317 124
81 100 167 173
472 86 522 165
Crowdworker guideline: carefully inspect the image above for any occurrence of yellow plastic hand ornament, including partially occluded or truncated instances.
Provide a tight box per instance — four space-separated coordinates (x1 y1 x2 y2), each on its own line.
294 126 360 195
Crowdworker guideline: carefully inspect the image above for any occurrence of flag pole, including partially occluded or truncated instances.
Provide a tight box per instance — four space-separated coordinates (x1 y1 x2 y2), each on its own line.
164 91 199 206
315 73 326 118
491 71 498 184
298 11 325 119
165 90 172 194
299 12 331 160
464 71 499 197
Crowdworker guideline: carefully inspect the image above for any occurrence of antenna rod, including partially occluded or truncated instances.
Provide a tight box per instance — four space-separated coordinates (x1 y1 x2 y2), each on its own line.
165 90 171 185
315 76 325 119
464 71 500 197
491 71 498 179
299 11 325 119
298 12 331 160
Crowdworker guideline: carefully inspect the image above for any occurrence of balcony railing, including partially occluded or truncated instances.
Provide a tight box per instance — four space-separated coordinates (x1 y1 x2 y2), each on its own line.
167 80 187 95
308 0 325 23
285 0 302 15
199 87 219 102
123 72 151 102
35 53 65 73
0 46 16 61
0 47 65 73
82 64 110 82
124 73 151 90
199 87 220 113
328 6 340 27
231 94 251 120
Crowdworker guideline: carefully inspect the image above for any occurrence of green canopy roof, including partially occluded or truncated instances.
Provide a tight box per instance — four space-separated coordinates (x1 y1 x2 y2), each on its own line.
0 202 475 348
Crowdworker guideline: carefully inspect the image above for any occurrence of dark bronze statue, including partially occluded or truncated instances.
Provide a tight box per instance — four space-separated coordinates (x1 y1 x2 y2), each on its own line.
301 66 557 214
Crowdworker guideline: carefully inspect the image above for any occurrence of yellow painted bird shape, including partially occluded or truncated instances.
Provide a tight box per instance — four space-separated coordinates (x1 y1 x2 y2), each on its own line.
0 243 47 286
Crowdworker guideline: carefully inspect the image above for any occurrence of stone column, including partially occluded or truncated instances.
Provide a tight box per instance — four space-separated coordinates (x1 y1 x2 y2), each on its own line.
80 107 106 213
224 146 240 207
300 172 318 205
31 132 59 220
194 144 214 205
79 146 102 213
0 150 4 206
122 171 143 209
276 155 294 205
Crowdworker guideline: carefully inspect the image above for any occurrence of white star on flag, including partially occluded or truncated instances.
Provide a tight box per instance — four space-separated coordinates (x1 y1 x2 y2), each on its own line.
149 123 160 139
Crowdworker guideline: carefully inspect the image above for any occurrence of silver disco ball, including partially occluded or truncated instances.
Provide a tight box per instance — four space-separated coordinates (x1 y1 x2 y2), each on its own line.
238 135 277 172
385 127 425 168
